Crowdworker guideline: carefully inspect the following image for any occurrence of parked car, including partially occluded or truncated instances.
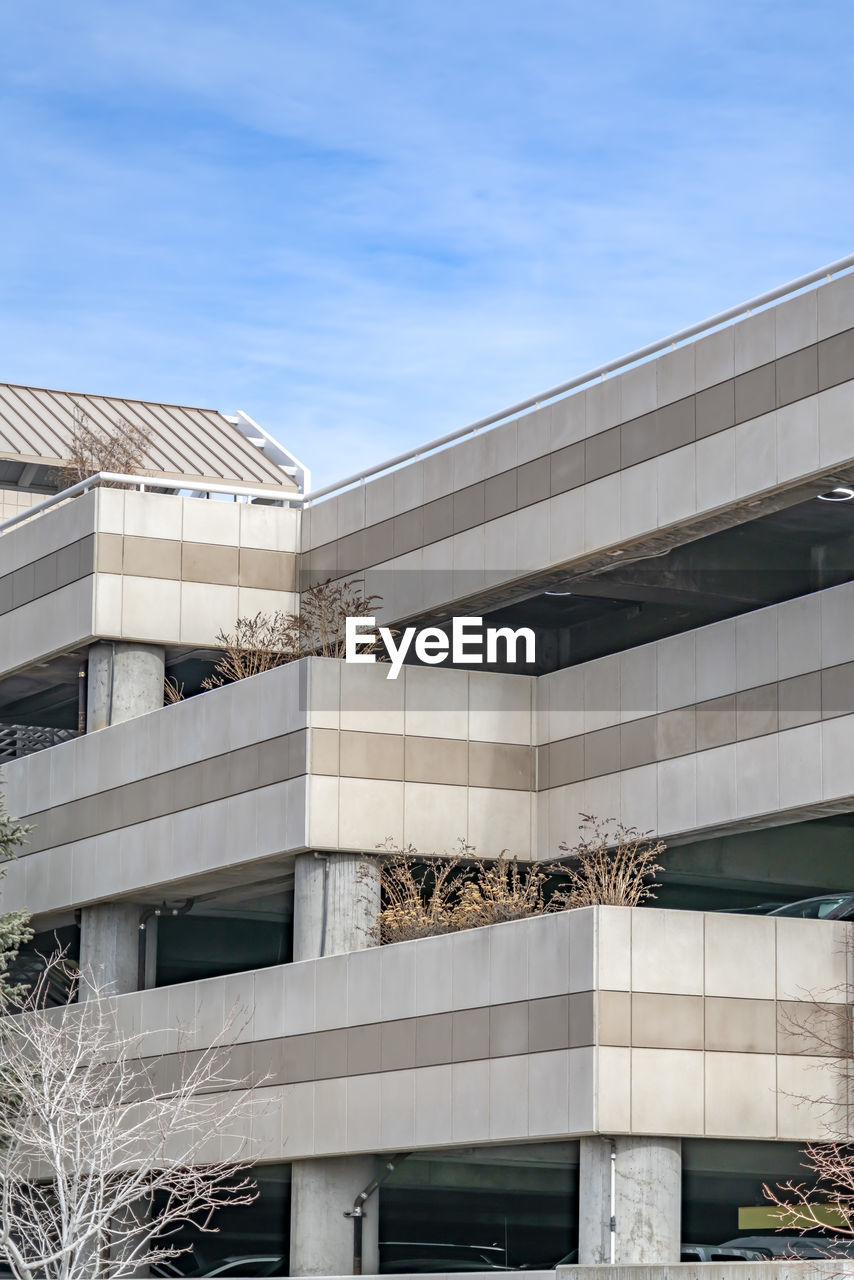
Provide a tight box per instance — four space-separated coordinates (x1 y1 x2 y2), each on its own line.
161 1254 289 1274
381 1241 511 1272
681 1244 771 1261
717 902 788 915
720 1234 854 1258
768 893 854 920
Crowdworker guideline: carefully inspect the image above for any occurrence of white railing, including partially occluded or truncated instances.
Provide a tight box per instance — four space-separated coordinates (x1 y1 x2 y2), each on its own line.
3 254 853 533
304 252 854 502
0 472 304 535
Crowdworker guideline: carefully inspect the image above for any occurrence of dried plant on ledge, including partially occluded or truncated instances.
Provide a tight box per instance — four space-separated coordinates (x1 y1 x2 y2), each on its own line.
202 578 385 689
163 675 185 704
373 840 465 943
554 814 666 908
298 576 384 659
374 817 668 944
453 855 550 930
375 841 555 944
53 410 151 490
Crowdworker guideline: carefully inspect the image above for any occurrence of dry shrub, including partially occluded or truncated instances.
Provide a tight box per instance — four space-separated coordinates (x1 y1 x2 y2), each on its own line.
164 676 185 704
454 856 549 929
202 611 296 689
299 577 384 658
375 842 463 943
54 409 150 489
555 814 665 908
375 817 667 944
376 841 553 944
202 578 385 690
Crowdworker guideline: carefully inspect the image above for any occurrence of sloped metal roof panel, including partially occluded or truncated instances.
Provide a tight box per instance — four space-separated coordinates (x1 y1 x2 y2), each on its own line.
0 383 297 491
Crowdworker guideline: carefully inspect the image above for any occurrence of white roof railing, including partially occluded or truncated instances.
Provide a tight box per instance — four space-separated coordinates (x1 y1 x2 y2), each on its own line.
0 472 303 535
303 252 854 502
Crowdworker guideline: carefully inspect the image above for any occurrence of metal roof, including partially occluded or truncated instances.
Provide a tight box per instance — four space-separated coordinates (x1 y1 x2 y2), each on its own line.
0 383 297 492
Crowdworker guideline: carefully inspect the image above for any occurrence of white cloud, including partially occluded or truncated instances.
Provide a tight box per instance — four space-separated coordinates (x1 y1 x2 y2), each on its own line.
0 0 852 485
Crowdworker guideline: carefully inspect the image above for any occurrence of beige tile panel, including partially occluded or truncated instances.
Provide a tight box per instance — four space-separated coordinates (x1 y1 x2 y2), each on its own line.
309 727 340 775
181 540 239 586
340 730 405 781
777 1000 849 1057
597 989 631 1046
404 736 468 785
468 741 534 790
705 997 777 1053
631 992 704 1049
239 546 297 591
599 990 785 1055
305 727 534 791
95 532 124 574
123 535 183 579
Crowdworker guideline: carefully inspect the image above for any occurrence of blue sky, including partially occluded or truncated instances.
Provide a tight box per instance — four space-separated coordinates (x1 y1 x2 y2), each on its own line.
1 2 852 488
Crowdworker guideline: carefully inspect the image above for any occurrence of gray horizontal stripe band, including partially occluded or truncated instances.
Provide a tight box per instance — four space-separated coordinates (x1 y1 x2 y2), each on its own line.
0 533 297 620
0 533 96 615
18 729 309 855
146 994 596 1092
540 660 854 789
143 990 835 1097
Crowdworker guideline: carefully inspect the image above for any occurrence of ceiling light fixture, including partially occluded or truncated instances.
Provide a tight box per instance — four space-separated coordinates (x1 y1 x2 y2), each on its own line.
545 590 573 596
818 487 854 502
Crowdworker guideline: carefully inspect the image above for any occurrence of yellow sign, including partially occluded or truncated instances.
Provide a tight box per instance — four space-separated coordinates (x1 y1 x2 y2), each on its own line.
739 1206 846 1230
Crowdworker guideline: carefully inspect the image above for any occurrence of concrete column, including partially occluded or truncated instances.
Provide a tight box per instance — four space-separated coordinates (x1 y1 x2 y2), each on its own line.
290 1156 380 1277
87 642 165 731
292 852 381 961
290 855 381 1274
79 901 141 998
578 1135 681 1264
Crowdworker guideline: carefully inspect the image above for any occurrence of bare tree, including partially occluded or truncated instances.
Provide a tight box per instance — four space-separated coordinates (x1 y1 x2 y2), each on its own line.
0 965 263 1280
53 411 151 491
555 814 666 908
763 948 854 1247
0 782 33 1011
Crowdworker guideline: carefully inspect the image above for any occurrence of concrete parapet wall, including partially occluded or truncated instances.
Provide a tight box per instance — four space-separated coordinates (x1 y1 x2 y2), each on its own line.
18 907 843 1161
0 487 300 676
558 1266 854 1280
